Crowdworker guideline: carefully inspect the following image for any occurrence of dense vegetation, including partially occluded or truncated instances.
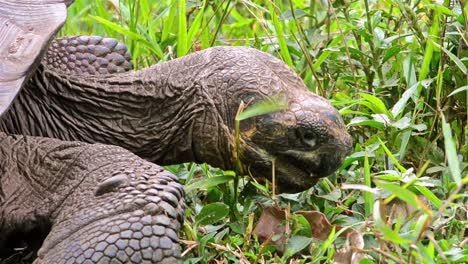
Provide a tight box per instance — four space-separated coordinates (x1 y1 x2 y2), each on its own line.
4 0 467 263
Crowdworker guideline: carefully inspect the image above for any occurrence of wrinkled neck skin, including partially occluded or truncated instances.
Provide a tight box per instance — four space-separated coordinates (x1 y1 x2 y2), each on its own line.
0 47 285 169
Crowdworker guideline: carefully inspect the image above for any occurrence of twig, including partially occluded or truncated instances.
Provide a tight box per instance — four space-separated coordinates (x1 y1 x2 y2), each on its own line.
210 0 233 47
286 0 324 95
272 158 276 198
253 233 274 264
359 247 406 264
210 243 250 263
325 0 360 93
180 239 199 257
426 234 450 264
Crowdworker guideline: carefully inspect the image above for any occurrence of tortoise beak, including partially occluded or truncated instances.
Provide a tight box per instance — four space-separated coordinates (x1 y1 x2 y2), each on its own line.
273 141 352 193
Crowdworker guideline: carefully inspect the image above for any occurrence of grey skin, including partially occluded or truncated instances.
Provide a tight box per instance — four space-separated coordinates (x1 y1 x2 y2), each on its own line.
0 1 352 263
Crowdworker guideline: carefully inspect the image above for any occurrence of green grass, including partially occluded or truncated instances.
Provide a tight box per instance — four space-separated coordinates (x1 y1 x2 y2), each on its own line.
9 0 468 263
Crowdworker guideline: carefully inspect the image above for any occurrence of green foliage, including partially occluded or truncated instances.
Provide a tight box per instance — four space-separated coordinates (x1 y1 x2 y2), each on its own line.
195 203 230 226
53 0 468 263
235 96 288 121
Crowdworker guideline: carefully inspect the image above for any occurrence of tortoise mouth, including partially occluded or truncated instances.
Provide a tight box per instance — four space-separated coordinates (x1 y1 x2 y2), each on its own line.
273 157 318 193
244 144 350 193
277 143 351 191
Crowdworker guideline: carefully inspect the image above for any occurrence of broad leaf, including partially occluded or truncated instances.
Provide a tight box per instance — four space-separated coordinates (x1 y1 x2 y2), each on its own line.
185 175 234 193
195 202 229 225
236 96 287 121
441 115 462 186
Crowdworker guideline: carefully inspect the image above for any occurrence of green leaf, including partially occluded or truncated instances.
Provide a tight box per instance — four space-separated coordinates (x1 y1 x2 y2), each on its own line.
294 215 312 237
373 201 411 244
413 214 431 243
195 202 229 225
185 175 234 193
88 15 140 39
267 1 293 67
359 93 392 117
448 85 468 97
320 226 336 252
162 1 177 42
364 150 373 216
177 0 188 57
373 27 385 49
280 9 308 20
416 241 436 264
187 0 206 51
89 15 164 59
434 42 467 74
445 247 468 262
376 182 425 211
425 4 455 16
285 236 313 257
348 116 386 130
198 232 215 258
391 116 411 130
313 37 342 70
419 10 440 94
377 138 406 172
236 96 287 121
382 46 401 63
341 183 379 194
403 51 417 88
414 185 442 209
441 115 462 186
391 82 418 117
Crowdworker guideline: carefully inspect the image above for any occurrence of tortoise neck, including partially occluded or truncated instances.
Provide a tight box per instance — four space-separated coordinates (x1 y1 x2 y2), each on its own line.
0 60 236 169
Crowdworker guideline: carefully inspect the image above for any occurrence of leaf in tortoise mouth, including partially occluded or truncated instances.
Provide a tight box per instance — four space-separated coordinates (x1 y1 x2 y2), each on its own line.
252 206 364 264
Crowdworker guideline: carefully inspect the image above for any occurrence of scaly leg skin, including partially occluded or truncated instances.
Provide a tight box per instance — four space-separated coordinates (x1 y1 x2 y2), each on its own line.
44 35 133 75
0 133 184 263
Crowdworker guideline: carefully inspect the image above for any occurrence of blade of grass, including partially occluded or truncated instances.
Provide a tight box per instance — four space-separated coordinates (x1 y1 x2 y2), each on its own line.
364 149 373 216
162 1 177 43
185 175 234 193
359 93 392 117
376 181 432 215
209 0 233 47
418 9 440 95
187 0 207 51
373 201 412 244
177 0 188 57
267 0 293 67
414 185 442 209
89 15 164 59
377 137 406 172
441 114 462 187
433 42 467 74
236 95 288 121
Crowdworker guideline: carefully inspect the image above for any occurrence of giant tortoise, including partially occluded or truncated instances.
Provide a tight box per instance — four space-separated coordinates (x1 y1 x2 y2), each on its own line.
0 0 352 263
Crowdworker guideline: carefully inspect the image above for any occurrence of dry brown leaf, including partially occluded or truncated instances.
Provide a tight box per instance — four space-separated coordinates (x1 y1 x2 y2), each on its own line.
297 210 334 240
288 258 301 264
333 229 364 264
214 257 228 264
252 206 287 253
385 195 430 224
252 206 365 263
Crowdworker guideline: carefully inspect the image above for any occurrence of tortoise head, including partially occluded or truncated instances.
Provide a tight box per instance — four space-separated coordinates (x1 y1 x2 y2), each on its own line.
236 87 352 193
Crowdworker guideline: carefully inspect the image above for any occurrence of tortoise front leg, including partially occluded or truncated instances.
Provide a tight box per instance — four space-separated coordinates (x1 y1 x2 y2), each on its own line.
0 133 184 263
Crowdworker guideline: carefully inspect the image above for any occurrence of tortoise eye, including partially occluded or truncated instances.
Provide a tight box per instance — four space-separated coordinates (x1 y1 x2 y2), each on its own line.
295 128 316 148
